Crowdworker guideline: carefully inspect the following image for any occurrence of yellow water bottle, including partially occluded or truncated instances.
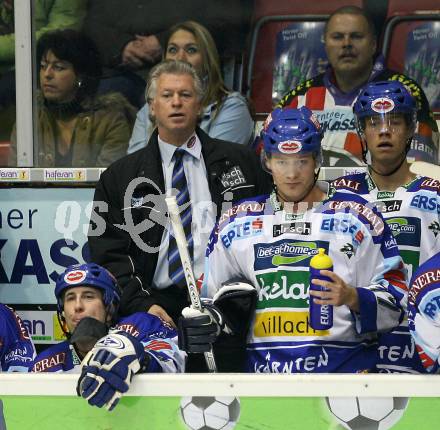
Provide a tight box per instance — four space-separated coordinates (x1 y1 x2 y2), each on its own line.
309 248 333 330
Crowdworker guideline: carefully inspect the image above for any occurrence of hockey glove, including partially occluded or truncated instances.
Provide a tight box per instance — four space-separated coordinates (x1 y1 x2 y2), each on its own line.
178 303 225 353
76 331 147 411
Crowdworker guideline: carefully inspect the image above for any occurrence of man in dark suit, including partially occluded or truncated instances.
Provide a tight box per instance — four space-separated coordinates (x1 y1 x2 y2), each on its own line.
88 60 270 328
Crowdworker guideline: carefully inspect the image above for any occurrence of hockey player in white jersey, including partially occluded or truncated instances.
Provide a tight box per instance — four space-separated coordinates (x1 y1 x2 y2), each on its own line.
408 161 440 373
332 81 440 373
179 106 407 373
32 263 185 410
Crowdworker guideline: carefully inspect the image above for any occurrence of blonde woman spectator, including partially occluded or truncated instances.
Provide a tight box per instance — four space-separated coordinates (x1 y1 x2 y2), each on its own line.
128 21 253 153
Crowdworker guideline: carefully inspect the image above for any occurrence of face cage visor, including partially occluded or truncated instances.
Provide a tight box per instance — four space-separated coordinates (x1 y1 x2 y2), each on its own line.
356 112 416 136
261 149 322 177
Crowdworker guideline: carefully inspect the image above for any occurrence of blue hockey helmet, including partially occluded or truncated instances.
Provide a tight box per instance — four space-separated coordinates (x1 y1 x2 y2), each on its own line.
261 106 323 157
55 263 121 314
353 80 417 125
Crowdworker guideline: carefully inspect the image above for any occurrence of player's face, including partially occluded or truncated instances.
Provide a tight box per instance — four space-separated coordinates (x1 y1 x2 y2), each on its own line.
150 72 201 144
363 113 413 163
166 30 203 76
40 50 78 103
266 153 317 203
324 14 376 77
62 286 106 333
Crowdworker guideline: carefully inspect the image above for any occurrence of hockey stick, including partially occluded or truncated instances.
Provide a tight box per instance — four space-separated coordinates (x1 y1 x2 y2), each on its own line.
165 196 217 372
410 161 440 181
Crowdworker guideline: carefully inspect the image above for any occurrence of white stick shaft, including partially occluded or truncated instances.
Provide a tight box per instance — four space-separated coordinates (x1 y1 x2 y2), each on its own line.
165 196 217 372
165 197 201 309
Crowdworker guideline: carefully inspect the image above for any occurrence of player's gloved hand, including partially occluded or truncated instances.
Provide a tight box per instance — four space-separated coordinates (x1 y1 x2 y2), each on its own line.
178 303 225 353
76 331 147 411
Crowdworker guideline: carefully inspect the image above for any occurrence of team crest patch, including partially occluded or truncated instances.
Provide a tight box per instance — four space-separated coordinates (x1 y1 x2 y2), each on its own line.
340 243 354 259
278 140 302 154
429 221 440 237
371 97 395 113
64 270 86 285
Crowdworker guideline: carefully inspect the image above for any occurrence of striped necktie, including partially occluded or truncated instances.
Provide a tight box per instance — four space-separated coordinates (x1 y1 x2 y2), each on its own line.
168 148 193 286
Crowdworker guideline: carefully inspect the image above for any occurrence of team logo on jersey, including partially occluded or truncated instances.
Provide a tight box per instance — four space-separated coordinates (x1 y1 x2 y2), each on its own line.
377 190 395 199
64 270 86 285
273 222 311 237
254 239 328 270
218 201 265 226
320 215 364 244
278 140 302 154
327 200 384 236
252 348 330 373
256 270 310 309
283 212 304 222
340 243 355 259
420 178 440 190
429 221 440 237
221 217 263 248
374 199 402 213
253 310 327 338
371 97 395 113
386 217 420 247
387 218 416 236
32 352 66 372
410 191 439 212
332 177 361 192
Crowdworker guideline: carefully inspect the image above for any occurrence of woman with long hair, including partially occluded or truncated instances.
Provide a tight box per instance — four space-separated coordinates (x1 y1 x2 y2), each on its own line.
9 29 135 167
127 20 253 153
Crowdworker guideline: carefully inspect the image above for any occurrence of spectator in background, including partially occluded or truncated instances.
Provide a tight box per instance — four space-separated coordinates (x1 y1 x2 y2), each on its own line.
9 29 135 167
0 303 35 372
278 5 438 167
0 0 87 109
128 21 253 153
82 0 254 108
0 0 87 162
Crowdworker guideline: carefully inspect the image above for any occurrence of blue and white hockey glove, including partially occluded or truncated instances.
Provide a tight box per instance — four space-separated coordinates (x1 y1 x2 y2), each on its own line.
76 331 147 411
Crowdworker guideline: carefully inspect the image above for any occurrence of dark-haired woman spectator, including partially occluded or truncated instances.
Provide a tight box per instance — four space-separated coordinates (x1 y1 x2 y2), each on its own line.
9 29 135 167
127 21 253 153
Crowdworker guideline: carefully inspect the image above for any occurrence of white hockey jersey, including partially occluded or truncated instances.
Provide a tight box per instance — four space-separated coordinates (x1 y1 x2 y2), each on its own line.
408 252 440 373
333 172 440 373
202 184 406 373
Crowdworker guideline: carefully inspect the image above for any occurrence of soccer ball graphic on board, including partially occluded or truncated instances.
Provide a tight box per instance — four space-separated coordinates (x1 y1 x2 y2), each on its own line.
180 396 240 430
325 396 409 430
